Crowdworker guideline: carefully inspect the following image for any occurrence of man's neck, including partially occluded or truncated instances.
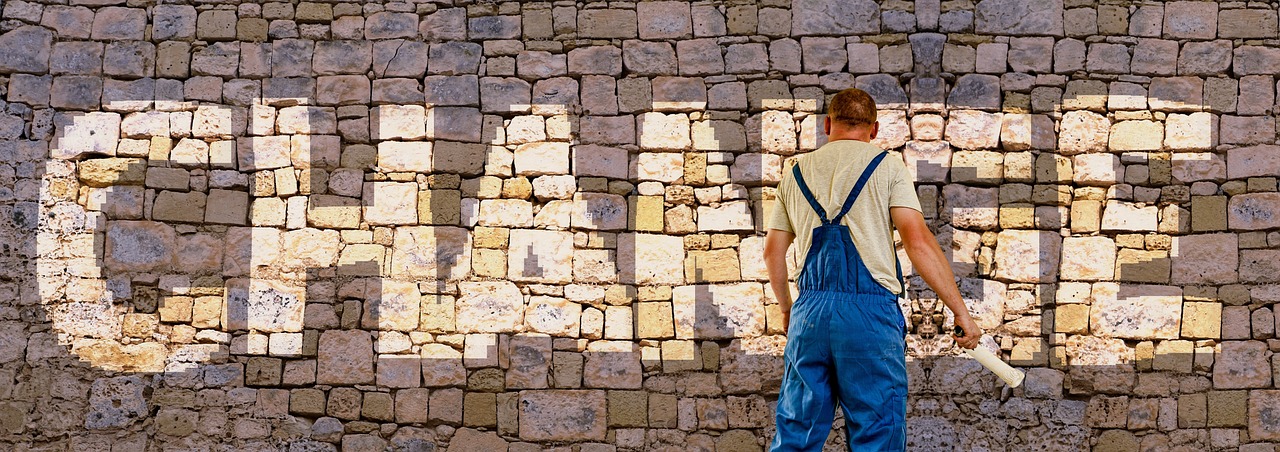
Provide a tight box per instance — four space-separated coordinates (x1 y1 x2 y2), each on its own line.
826 133 873 143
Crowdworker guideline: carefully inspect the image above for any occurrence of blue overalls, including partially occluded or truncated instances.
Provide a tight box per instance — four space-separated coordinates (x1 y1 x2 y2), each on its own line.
770 152 908 452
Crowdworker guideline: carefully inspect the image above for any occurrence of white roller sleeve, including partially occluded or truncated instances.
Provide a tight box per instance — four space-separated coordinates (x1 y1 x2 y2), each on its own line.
954 326 1026 388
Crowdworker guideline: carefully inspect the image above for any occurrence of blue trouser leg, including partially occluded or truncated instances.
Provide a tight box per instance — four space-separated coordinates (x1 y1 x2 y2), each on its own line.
829 295 907 452
770 294 836 451
771 292 907 452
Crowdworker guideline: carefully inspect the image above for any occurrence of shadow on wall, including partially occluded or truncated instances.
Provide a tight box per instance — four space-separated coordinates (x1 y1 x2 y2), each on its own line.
3 10 1266 452
7 44 815 447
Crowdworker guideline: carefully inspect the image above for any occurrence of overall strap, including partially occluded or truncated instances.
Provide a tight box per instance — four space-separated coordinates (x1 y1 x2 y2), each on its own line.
830 152 890 224
791 165 830 225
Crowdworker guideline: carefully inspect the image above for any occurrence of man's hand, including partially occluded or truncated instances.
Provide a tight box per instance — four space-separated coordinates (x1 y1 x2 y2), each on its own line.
952 313 981 349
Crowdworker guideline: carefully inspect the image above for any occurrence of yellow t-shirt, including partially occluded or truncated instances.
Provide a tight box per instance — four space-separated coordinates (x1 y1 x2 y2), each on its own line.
766 140 922 294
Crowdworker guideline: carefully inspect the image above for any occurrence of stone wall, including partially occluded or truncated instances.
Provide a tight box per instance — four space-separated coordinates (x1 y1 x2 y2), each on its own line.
2 0 1280 450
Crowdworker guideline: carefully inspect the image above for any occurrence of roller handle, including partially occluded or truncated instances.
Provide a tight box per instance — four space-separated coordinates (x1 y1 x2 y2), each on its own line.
952 326 1026 388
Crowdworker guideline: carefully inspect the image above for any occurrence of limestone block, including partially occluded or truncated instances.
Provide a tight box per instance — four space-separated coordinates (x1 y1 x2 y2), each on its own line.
791 0 879 35
1060 237 1116 281
941 185 998 230
617 233 685 285
1101 201 1158 232
1165 113 1217 151
359 280 421 332
1072 154 1123 186
362 182 417 225
1108 121 1163 152
1229 193 1280 230
1214 341 1273 389
387 227 471 281
672 283 765 339
632 152 684 183
1163 1 1217 40
455 281 524 334
994 230 1061 283
376 141 432 173
1219 9 1279 39
1171 234 1239 285
1179 40 1233 75
638 113 691 151
518 390 607 441
524 297 581 338
697 201 755 232
572 193 628 231
1058 110 1110 155
945 110 1001 150
583 341 643 389
974 0 1063 35
514 143 570 176
508 229 574 283
477 199 534 228
316 330 374 385
1090 284 1182 340
52 112 121 159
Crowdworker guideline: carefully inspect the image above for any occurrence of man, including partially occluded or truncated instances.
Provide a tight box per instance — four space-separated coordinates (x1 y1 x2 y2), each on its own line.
764 88 981 451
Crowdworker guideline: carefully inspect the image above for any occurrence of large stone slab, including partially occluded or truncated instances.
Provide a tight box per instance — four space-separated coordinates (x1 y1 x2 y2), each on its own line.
1171 234 1239 285
317 330 375 385
617 233 685 285
1064 335 1135 394
52 112 121 159
1214 341 1273 389
390 226 472 281
518 390 607 441
791 0 880 35
583 340 643 389
0 26 53 74
507 229 574 283
1249 390 1280 441
223 278 305 333
361 280 421 332
455 281 524 333
975 0 1064 36
1089 284 1182 340
1229 193 1280 230
85 376 148 430
105 221 176 272
672 283 765 339
994 230 1061 283
1059 236 1116 281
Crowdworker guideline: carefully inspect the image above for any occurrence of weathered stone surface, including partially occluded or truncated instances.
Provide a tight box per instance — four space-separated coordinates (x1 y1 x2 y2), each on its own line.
1229 193 1280 231
86 376 148 430
316 330 374 385
1090 284 1182 339
361 280 421 332
1172 234 1239 285
672 283 765 339
617 233 685 285
944 110 1001 150
583 341 643 389
518 390 607 441
0 26 53 74
1101 201 1158 232
390 226 472 281
53 112 121 159
456 281 524 333
791 0 879 35
994 230 1061 283
975 0 1064 35
1060 237 1116 281
105 221 176 272
1214 341 1272 389
508 229 574 283
1249 390 1280 441
1057 111 1109 155
420 343 465 387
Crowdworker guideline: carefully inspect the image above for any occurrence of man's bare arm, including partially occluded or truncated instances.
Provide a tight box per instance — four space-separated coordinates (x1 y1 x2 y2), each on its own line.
890 206 981 349
763 229 796 333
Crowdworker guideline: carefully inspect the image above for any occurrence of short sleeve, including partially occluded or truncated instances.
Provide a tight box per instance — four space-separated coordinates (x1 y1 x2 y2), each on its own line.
888 159 923 212
767 172 795 233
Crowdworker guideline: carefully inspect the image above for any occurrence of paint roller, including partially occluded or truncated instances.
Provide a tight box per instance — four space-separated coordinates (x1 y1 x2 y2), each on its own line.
952 325 1026 388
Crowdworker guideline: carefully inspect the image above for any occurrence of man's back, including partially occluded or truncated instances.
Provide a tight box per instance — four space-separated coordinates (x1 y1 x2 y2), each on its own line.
767 139 922 294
